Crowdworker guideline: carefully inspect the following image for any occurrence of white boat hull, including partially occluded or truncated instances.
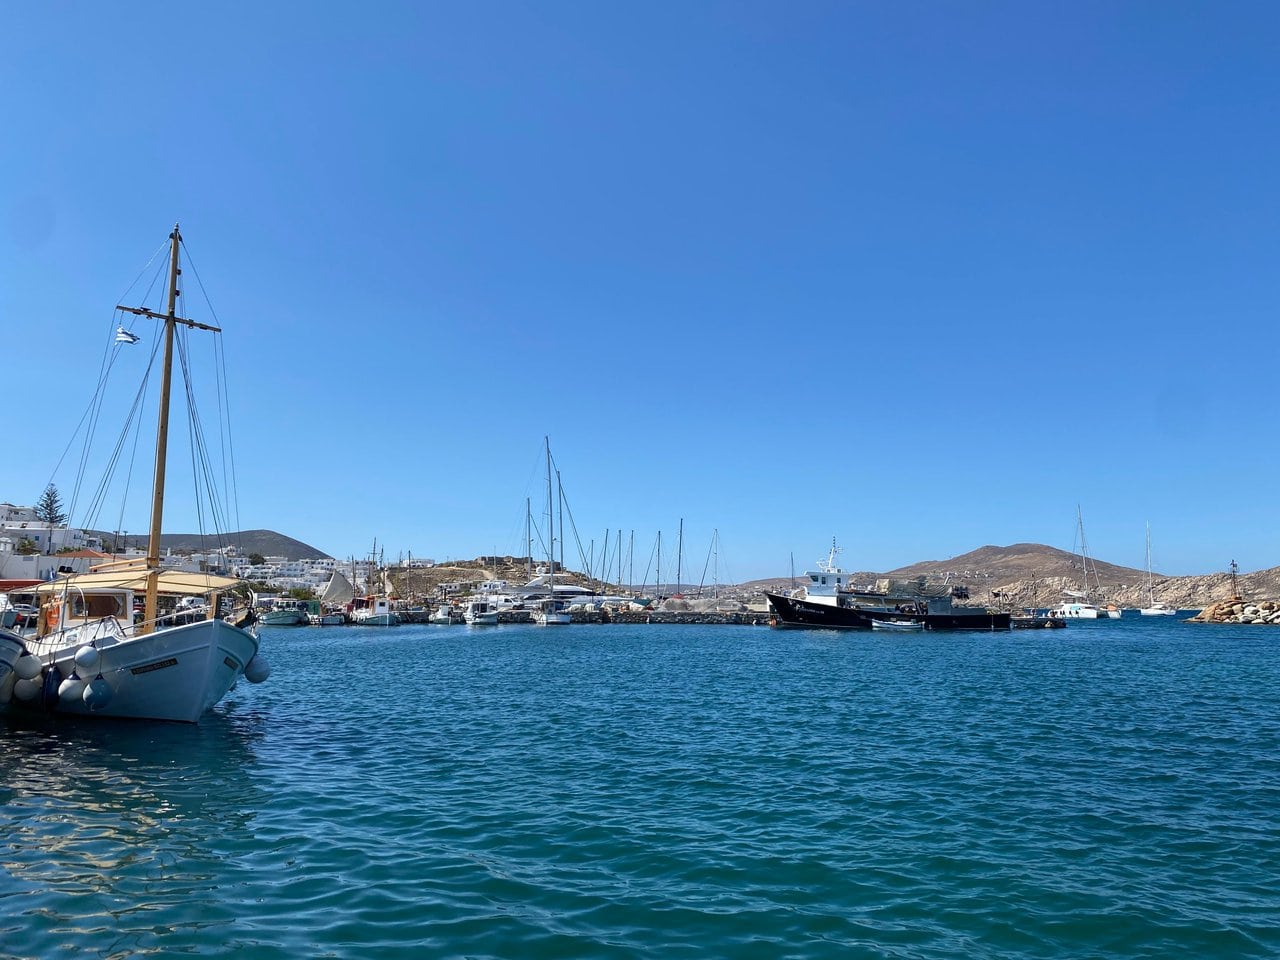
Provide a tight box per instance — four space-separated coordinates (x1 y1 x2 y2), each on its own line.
9 619 258 723
465 612 499 625
260 610 307 626
533 611 571 626
1140 607 1177 616
354 613 400 626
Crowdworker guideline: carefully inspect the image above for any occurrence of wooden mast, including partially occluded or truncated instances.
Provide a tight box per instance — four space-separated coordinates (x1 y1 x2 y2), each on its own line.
142 226 181 633
117 224 222 634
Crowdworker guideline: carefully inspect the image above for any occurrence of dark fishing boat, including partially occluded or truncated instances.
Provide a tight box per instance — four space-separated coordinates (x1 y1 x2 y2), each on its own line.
765 541 1012 632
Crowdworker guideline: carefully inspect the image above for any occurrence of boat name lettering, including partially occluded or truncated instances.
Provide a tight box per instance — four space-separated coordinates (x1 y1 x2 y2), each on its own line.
131 657 179 676
223 656 240 670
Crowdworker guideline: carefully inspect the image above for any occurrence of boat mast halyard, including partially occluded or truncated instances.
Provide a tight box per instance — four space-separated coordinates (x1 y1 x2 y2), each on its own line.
117 224 223 635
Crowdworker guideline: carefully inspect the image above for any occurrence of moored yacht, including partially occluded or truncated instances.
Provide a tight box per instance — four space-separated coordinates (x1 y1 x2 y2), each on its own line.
1139 523 1176 616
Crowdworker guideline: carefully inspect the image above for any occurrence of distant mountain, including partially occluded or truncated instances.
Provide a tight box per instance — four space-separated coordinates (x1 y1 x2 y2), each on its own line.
884 542 1147 586
167 529 330 560
99 529 331 560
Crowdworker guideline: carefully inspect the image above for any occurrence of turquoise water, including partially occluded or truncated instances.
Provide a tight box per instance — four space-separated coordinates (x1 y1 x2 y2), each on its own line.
2 619 1278 959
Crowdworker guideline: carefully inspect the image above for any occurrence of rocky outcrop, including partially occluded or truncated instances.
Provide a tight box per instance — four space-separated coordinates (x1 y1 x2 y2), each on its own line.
1187 599 1280 625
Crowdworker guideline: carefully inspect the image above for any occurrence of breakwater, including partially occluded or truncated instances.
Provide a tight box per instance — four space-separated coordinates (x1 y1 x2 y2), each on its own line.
1188 598 1280 624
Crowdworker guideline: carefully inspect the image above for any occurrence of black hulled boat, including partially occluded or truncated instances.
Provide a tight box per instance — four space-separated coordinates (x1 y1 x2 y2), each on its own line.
765 540 1012 632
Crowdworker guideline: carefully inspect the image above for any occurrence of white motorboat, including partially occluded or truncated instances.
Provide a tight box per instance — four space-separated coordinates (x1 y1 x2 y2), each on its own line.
463 599 499 625
429 605 455 625
259 598 310 626
532 598 571 626
350 596 400 626
1 226 268 722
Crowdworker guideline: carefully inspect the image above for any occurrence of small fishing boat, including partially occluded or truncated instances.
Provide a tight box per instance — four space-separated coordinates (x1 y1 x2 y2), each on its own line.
429 605 455 625
259 598 310 626
463 599 499 625
350 596 400 626
870 618 925 632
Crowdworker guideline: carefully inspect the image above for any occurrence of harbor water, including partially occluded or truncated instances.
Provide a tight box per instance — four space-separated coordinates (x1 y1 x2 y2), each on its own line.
2 618 1278 959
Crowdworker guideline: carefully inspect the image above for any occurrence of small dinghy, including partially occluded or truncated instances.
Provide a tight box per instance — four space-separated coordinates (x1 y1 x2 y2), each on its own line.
870 619 925 632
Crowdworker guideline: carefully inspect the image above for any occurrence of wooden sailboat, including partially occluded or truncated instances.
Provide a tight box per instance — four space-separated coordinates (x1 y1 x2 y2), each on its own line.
1 225 268 722
1139 522 1176 616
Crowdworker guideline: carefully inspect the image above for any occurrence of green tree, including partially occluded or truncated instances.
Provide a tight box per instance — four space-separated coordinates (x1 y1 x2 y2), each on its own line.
35 484 68 525
248 552 266 566
287 587 317 601
15 537 38 555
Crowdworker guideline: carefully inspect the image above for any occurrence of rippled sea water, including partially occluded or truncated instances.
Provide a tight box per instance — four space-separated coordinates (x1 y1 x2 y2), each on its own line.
2 618 1278 959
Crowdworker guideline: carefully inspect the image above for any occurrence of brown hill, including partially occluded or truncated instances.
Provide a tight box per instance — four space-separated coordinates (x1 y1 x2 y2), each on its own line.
388 555 600 600
885 542 1146 587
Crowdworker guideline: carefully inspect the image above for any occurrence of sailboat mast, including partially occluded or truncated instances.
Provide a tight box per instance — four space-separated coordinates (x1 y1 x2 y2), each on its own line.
713 528 719 600
526 497 532 579
545 438 554 593
142 225 183 633
1152 522 1162 604
676 518 683 596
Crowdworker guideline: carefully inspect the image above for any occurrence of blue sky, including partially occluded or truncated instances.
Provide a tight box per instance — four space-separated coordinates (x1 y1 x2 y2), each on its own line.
3 1 1277 581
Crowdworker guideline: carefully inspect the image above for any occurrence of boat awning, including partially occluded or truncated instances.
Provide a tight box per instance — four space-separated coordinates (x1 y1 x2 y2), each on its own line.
29 569 242 596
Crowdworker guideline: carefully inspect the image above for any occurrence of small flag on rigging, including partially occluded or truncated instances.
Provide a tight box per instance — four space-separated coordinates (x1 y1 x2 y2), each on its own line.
115 326 141 344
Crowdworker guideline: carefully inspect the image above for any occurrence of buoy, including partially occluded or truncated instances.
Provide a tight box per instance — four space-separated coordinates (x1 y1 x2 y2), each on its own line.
74 645 101 672
14 653 41 681
82 676 113 710
14 677 41 701
244 654 271 684
59 672 87 703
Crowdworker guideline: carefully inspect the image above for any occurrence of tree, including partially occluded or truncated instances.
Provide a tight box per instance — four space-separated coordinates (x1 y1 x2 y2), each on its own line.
248 552 266 566
15 537 38 555
35 484 68 525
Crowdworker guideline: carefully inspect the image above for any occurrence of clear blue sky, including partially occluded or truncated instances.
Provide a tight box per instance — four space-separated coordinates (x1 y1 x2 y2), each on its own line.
3 1 1277 581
